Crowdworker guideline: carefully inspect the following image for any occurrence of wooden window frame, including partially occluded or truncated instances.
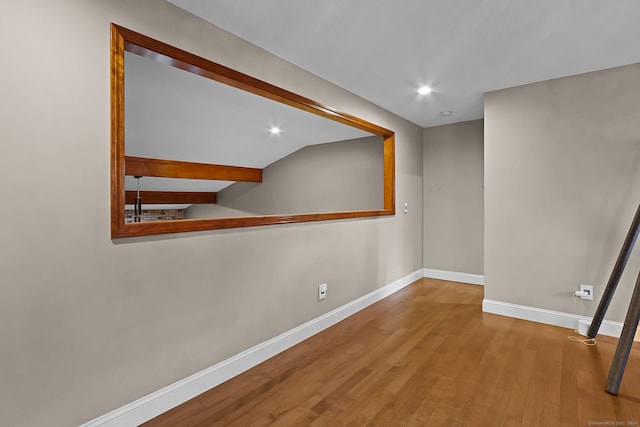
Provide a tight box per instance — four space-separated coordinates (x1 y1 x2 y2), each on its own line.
111 24 395 238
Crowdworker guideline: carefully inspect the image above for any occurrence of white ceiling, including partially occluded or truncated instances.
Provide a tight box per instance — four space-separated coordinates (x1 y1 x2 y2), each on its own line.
167 0 640 128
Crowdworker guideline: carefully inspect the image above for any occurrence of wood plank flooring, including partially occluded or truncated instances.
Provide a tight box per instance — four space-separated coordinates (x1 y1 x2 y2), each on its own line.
143 278 640 426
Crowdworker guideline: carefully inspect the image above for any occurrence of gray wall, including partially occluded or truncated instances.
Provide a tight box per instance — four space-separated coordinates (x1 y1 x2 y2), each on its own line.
185 203 253 219
485 63 640 320
423 120 484 274
0 1 423 426
217 136 383 215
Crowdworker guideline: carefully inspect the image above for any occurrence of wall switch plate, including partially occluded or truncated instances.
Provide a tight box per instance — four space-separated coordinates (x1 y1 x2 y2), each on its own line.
319 283 327 300
403 202 409 214
579 284 594 301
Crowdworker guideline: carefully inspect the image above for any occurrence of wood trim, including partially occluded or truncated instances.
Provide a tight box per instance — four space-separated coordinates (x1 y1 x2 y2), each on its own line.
111 24 126 237
124 156 262 182
112 210 393 238
125 191 217 205
383 135 395 213
110 23 395 238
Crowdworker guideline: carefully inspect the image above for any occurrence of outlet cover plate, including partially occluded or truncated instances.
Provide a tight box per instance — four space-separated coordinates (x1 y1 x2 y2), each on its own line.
580 284 594 301
319 283 327 300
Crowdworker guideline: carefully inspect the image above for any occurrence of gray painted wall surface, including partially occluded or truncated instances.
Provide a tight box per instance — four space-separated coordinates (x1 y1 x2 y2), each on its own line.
186 136 383 218
423 120 484 274
0 1 423 425
485 63 640 321
217 136 384 215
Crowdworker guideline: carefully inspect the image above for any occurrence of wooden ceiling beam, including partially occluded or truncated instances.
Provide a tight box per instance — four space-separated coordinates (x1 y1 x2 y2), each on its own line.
125 156 262 182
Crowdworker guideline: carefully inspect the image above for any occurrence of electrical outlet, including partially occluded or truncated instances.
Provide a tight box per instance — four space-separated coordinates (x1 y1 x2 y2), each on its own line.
579 284 594 301
318 283 327 300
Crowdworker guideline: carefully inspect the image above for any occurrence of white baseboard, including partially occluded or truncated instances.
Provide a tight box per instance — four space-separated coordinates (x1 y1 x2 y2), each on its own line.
482 299 623 338
423 268 484 285
80 269 424 427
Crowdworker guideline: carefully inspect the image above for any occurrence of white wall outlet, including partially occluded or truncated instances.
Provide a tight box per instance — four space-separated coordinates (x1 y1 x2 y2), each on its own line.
403 202 409 214
318 283 327 300
579 284 594 301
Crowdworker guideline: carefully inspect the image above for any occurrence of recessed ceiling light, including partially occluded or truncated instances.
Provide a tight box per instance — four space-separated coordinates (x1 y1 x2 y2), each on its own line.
418 86 432 95
440 110 453 116
269 126 281 135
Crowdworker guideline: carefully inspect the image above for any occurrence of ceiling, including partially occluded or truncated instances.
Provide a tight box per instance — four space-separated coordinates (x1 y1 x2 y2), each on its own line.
125 52 372 171
124 49 375 208
167 0 640 128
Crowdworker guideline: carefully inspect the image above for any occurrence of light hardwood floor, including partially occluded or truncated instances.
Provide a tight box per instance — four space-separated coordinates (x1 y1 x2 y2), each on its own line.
143 278 640 426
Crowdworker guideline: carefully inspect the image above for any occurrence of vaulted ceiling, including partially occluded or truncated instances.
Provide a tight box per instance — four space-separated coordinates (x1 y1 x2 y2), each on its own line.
167 0 640 128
